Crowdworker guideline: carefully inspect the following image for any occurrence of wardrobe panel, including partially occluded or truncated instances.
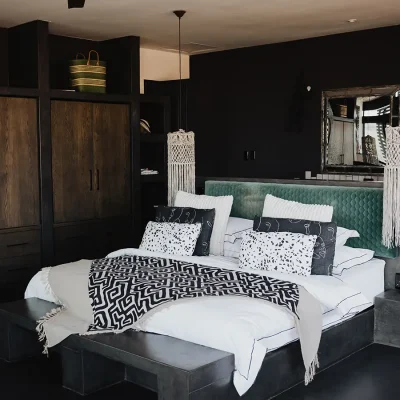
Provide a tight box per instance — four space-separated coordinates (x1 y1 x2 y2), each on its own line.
0 97 39 229
54 218 131 264
0 229 41 259
93 103 131 218
52 100 96 223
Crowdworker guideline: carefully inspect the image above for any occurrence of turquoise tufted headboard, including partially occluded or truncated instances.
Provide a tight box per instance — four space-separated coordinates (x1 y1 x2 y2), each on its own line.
205 180 397 258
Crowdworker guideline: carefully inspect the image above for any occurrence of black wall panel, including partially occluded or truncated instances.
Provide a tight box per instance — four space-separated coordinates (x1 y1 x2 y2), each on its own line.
189 25 400 179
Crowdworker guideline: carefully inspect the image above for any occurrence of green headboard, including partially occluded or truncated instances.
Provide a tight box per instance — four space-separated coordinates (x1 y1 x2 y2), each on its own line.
205 180 396 258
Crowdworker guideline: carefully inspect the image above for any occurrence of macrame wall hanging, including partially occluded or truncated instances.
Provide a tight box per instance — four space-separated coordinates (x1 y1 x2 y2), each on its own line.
167 10 196 205
383 126 400 247
168 130 195 205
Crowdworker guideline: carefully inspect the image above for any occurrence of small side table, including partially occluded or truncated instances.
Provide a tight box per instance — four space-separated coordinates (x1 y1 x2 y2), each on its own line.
375 290 400 347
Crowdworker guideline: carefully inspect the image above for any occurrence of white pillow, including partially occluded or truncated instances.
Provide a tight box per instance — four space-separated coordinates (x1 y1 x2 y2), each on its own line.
336 227 360 248
262 194 333 222
239 231 317 277
332 246 374 275
224 217 253 258
140 221 201 256
174 191 233 256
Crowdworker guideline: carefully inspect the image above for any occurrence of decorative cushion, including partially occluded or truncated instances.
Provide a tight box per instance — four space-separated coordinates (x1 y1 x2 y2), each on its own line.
253 217 337 276
239 231 317 276
139 221 201 256
174 191 233 256
336 227 360 248
155 206 215 256
332 246 375 275
223 217 253 258
262 194 333 222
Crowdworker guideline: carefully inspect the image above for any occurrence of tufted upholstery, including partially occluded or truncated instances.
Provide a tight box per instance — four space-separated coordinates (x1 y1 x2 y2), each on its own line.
205 180 397 258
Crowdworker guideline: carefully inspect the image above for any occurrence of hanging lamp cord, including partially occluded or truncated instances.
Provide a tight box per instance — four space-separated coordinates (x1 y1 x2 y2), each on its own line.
174 10 186 130
178 14 182 130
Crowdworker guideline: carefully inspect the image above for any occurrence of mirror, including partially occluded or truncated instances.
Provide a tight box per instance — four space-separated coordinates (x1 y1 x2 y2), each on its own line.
321 85 400 172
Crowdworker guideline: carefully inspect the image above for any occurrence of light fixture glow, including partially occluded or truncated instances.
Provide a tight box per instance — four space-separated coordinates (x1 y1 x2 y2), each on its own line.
347 19 357 23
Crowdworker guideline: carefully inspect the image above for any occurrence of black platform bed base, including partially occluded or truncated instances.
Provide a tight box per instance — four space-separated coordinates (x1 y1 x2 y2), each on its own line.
0 299 374 400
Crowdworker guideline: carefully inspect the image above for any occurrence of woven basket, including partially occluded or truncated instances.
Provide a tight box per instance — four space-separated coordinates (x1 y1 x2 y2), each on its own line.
69 51 107 93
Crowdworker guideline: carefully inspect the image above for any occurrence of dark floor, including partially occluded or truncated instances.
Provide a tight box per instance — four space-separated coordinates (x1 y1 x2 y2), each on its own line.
1 344 399 400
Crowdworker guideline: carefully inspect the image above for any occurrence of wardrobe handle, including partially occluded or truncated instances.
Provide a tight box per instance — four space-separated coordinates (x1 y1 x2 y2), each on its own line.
97 169 100 191
89 170 93 191
7 242 29 248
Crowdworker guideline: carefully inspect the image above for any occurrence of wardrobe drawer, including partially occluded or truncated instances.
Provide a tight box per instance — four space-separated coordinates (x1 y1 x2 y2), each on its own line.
100 220 132 252
54 223 96 248
0 229 41 259
54 223 98 264
54 219 132 264
0 254 42 284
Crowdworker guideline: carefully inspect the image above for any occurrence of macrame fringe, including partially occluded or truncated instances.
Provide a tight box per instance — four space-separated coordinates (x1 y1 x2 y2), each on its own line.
383 126 400 248
168 130 195 205
304 354 319 385
36 306 65 355
383 167 400 248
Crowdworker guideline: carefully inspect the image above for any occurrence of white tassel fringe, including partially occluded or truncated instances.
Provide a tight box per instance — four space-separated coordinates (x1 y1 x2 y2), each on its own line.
305 354 320 385
36 306 65 355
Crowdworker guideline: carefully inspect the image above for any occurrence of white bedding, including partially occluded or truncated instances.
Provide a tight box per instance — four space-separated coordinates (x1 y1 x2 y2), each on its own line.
25 249 382 396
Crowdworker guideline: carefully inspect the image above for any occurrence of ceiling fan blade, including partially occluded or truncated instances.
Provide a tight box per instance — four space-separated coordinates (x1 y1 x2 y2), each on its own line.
68 0 85 8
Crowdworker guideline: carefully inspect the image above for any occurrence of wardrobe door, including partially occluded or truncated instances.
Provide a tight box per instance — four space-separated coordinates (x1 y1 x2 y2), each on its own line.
93 103 131 218
52 101 96 223
0 97 39 229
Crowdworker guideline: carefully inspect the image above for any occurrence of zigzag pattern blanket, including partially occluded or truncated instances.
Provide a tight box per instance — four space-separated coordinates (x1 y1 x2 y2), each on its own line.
88 255 300 332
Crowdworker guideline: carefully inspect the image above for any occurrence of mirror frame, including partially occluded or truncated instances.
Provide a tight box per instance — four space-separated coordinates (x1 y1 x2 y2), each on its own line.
321 85 400 173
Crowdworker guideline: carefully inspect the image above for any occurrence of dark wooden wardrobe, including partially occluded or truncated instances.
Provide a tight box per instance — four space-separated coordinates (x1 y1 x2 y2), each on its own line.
0 20 141 301
52 101 131 223
52 101 132 264
0 97 41 300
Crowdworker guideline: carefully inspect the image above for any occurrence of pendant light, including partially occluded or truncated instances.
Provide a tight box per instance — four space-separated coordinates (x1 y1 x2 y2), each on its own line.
168 10 195 205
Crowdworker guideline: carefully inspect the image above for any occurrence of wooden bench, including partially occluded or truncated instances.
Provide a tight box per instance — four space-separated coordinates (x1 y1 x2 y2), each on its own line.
0 298 236 400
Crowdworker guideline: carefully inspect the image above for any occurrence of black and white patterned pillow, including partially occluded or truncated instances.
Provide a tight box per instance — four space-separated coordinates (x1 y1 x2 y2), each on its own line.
239 231 317 276
253 217 337 276
155 206 215 256
140 221 202 256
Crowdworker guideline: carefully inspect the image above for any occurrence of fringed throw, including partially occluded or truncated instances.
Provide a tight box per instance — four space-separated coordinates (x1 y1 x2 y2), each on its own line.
34 257 322 385
305 354 320 385
383 126 400 247
168 129 195 205
87 255 322 383
36 306 65 355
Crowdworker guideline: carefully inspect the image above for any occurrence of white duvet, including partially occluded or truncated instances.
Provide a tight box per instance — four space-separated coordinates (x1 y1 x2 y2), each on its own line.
25 248 375 396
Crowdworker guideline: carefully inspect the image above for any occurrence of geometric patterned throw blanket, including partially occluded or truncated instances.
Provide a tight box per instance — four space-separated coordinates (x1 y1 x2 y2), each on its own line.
37 255 321 385
88 255 300 333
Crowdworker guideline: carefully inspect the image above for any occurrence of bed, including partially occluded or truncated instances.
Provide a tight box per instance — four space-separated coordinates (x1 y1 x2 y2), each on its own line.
0 180 393 400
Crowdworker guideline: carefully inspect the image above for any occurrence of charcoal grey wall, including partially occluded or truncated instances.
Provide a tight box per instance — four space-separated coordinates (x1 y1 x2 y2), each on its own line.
189 25 400 179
